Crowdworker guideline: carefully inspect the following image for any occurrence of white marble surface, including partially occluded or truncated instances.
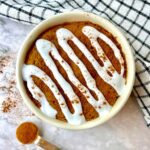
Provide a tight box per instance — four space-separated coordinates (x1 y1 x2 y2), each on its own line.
0 16 150 150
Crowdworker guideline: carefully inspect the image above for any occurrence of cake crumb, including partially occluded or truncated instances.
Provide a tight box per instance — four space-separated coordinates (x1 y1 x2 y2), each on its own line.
37 93 42 97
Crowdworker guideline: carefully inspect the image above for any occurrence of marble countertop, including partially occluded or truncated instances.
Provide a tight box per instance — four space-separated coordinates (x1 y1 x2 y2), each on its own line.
0 16 150 150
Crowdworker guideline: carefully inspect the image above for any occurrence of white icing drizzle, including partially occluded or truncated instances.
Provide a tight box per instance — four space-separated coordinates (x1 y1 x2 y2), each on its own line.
56 28 125 95
22 64 85 125
36 39 111 117
82 26 124 76
22 64 57 118
22 25 126 125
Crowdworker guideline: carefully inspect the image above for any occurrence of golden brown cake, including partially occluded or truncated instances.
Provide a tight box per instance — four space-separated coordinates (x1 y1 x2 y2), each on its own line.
22 21 127 125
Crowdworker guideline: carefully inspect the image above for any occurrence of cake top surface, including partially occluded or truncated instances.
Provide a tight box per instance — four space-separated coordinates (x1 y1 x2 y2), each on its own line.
22 21 126 125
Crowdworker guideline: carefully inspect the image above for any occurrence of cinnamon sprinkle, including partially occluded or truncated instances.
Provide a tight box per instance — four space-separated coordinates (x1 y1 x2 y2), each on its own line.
2 98 16 113
103 102 107 105
80 113 83 116
37 93 42 97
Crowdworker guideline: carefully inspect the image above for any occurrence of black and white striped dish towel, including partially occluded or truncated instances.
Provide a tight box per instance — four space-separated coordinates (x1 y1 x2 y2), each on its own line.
0 0 149 126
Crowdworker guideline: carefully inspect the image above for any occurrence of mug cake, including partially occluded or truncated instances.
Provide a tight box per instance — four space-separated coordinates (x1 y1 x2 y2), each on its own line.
17 12 135 129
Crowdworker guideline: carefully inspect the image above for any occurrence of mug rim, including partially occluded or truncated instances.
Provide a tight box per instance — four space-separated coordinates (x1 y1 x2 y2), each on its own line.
16 11 135 130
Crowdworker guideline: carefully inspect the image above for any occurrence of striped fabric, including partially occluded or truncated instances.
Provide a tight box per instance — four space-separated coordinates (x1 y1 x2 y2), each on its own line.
0 0 149 126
